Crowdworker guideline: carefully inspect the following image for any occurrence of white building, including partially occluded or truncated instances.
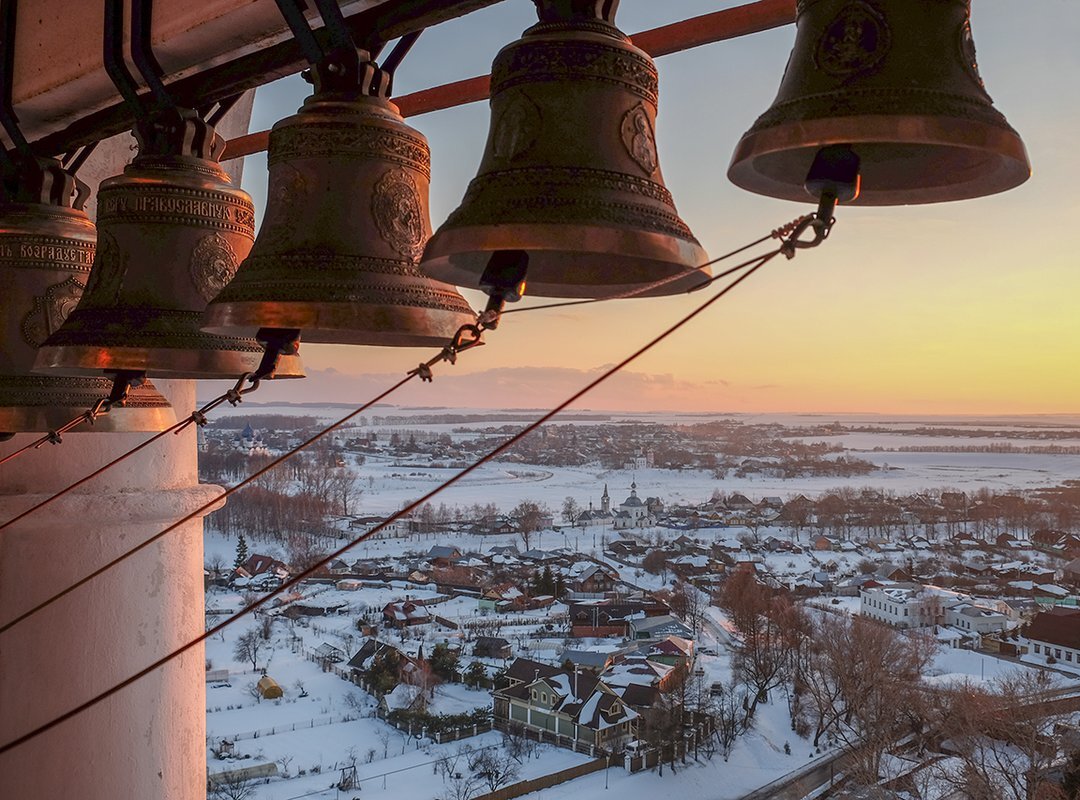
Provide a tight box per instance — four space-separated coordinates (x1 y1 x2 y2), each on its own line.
861 584 946 629
860 583 1008 640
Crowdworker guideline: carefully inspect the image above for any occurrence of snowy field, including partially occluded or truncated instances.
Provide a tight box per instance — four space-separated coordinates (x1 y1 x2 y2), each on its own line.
209 405 1080 519
341 451 1080 521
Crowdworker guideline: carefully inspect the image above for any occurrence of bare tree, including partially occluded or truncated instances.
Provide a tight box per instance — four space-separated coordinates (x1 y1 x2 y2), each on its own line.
720 574 790 720
562 496 582 525
234 628 263 673
502 724 539 764
930 671 1068 800
512 499 549 551
330 468 362 516
377 728 392 759
208 774 257 800
710 679 748 761
469 748 520 793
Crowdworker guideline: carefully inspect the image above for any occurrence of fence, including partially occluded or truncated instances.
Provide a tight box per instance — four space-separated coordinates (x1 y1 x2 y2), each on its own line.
433 721 493 744
373 707 492 744
217 713 358 742
207 762 279 785
492 718 603 757
472 757 607 800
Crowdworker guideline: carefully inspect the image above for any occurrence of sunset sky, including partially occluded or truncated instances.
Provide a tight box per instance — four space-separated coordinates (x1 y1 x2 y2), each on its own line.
239 1 1080 415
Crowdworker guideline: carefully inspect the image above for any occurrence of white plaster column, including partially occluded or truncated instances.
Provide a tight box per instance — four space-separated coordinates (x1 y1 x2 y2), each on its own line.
0 378 220 799
0 93 252 800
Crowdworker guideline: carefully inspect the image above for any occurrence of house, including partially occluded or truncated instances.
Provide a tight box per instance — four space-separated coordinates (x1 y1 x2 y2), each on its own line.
1023 607 1080 668
569 601 667 638
379 683 426 714
426 545 462 566
574 563 619 594
478 583 527 613
233 553 290 585
813 534 840 552
493 658 638 752
473 636 512 660
346 639 399 683
1063 557 1080 587
726 493 755 511
628 614 694 641
943 602 1010 639
382 600 431 628
560 649 617 673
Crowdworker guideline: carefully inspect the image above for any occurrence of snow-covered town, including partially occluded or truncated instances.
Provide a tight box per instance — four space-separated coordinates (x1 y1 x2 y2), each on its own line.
196 408 1080 800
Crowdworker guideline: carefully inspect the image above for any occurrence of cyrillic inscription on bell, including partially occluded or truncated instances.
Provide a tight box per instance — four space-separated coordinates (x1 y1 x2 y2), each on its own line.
728 0 1030 205
1 158 175 434
202 84 476 347
420 0 709 299
34 112 303 380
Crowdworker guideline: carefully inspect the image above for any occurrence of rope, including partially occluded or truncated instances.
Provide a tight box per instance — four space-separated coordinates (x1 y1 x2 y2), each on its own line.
0 247 778 755
0 218 803 525
0 314 490 634
0 407 99 467
0 377 262 534
499 223 800 318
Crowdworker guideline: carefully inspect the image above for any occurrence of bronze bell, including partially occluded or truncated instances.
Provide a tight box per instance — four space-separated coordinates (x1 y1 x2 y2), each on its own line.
420 0 709 299
203 74 476 346
34 111 304 379
728 0 1030 205
0 158 174 435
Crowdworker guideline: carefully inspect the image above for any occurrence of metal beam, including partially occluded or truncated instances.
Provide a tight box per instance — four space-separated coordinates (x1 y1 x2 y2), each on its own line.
26 0 502 157
222 0 797 162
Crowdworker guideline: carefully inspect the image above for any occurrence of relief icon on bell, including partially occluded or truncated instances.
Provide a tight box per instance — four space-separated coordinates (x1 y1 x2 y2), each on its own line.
728 0 1030 206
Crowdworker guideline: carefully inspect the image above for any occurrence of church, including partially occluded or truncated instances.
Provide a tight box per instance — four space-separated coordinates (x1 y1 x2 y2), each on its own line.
576 482 656 530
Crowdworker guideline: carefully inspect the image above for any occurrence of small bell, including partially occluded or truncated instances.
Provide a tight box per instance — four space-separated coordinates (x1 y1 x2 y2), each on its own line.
728 0 1030 205
34 110 304 379
203 61 476 347
0 157 174 435
420 0 709 299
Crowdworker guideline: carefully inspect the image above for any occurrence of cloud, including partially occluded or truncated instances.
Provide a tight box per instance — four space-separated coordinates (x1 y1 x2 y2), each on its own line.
223 364 750 413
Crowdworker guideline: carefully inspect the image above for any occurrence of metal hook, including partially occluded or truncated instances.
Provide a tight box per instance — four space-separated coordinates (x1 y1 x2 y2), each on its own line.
378 30 422 96
0 0 32 161
129 0 172 112
103 0 147 117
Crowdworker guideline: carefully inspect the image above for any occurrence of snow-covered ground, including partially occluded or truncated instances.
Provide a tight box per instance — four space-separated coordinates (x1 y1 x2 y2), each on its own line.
340 451 1080 520
206 405 1080 520
198 407 1080 798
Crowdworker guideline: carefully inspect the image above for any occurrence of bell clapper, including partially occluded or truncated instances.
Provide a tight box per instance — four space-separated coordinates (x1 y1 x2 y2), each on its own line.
478 250 530 330
781 145 862 258
253 329 302 383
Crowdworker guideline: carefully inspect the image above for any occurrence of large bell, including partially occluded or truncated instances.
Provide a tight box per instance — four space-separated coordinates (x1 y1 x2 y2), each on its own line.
0 158 174 435
203 82 476 346
420 0 708 299
728 0 1030 205
34 112 303 379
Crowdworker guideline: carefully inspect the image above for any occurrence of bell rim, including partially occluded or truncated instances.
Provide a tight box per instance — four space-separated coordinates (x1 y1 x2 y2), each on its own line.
728 114 1031 206
202 302 478 348
32 344 304 381
422 224 710 299
0 402 177 435
0 376 177 433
